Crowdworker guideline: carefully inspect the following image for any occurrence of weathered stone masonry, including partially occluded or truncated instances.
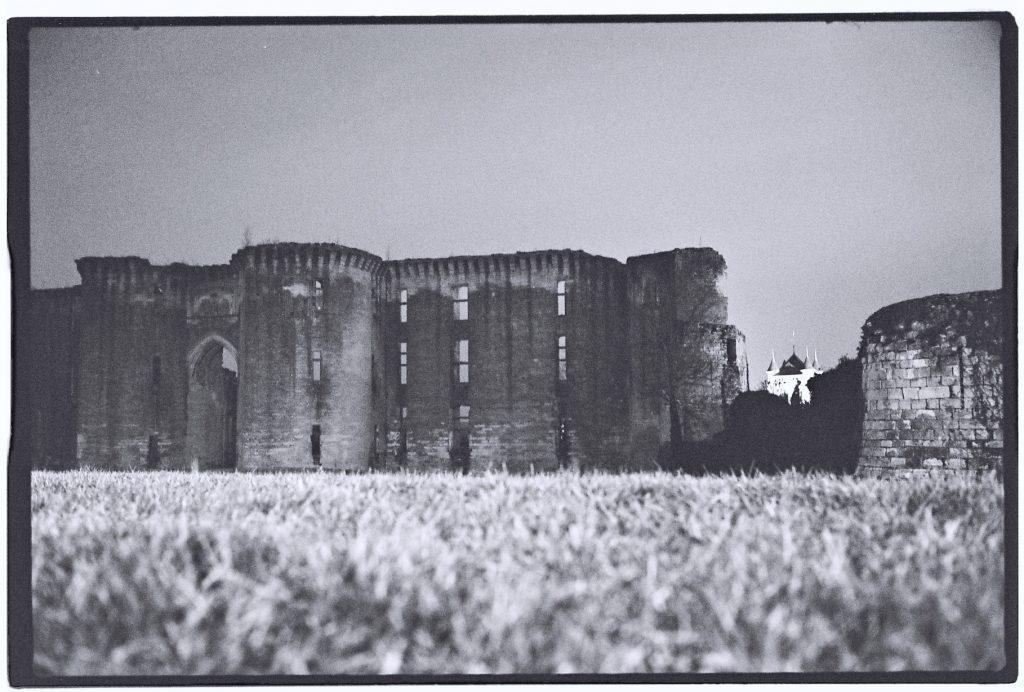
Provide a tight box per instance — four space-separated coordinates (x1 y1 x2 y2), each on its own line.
856 290 1005 478
28 243 748 472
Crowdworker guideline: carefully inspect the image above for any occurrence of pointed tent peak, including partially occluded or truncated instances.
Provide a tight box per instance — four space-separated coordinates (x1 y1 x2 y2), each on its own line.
812 348 820 370
767 349 777 372
804 346 813 369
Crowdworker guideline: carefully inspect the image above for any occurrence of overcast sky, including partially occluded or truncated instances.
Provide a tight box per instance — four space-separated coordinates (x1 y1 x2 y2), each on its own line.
28 20 1003 373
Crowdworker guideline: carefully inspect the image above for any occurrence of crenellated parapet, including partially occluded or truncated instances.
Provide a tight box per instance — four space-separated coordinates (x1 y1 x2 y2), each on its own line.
230 243 385 277
76 256 157 290
384 249 619 283
168 263 236 283
74 257 237 303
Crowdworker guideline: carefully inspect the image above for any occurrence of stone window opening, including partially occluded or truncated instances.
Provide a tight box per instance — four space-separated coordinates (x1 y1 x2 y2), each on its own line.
456 339 469 383
311 425 321 466
398 407 409 463
146 434 160 469
152 355 162 386
312 350 322 383
454 285 469 321
451 406 471 474
400 342 408 385
312 279 324 312
399 289 408 323
727 338 737 365
558 335 567 381
557 280 566 316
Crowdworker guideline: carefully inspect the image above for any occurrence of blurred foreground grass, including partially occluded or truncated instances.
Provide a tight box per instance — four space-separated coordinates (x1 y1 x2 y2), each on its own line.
32 470 1004 675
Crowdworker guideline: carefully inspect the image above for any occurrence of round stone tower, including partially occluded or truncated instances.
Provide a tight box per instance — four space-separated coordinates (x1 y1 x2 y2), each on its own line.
857 290 1004 477
231 243 388 470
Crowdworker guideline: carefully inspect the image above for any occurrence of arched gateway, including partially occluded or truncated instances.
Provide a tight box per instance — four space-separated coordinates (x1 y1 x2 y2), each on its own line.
186 334 238 470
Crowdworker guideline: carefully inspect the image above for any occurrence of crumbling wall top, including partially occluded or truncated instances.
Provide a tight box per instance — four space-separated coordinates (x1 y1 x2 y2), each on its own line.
860 289 1004 355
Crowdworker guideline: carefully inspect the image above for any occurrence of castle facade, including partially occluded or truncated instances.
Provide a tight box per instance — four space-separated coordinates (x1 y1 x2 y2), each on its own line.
28 243 748 473
764 348 822 403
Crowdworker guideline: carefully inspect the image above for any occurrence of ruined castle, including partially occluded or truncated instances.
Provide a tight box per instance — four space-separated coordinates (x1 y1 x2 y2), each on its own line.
28 243 749 473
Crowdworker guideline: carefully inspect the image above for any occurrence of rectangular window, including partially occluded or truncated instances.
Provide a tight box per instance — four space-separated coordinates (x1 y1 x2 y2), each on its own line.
557 280 566 316
457 405 471 426
312 350 322 382
727 338 737 365
558 335 567 381
313 279 324 312
399 288 408 323
457 339 469 383
454 285 469 321
399 342 408 385
401 406 408 420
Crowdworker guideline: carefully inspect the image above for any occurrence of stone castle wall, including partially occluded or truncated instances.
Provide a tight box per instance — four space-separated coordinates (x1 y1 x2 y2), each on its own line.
384 250 632 473
856 290 1005 478
28 243 746 472
74 257 193 470
626 249 746 466
26 287 80 469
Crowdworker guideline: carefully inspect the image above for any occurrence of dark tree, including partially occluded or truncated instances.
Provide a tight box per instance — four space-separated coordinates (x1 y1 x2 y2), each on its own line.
804 355 864 474
699 356 864 475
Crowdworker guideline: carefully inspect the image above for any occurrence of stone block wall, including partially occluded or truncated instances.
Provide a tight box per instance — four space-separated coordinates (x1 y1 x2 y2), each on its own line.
383 250 630 473
856 290 1005 478
626 249 744 466
561 254 630 471
75 257 191 470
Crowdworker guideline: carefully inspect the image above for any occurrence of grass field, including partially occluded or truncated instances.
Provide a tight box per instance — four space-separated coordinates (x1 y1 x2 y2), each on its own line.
31 470 1005 675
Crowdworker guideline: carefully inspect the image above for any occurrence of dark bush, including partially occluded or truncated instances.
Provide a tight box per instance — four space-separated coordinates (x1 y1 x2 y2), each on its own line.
680 357 865 475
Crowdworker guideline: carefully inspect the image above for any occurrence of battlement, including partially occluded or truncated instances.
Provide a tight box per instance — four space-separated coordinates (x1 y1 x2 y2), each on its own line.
386 249 628 282
166 263 236 283
76 256 155 286
75 257 238 299
230 243 384 276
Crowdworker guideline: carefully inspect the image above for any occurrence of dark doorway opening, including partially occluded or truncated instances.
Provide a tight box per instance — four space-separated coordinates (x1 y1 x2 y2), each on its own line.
450 405 471 474
186 338 238 470
311 424 322 466
556 420 571 468
450 430 471 474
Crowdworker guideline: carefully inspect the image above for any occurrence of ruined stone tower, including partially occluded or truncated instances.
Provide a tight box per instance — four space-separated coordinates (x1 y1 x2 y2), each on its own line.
856 290 1005 477
28 243 747 472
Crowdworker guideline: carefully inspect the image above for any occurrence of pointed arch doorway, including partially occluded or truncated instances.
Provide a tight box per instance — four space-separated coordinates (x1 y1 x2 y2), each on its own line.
186 335 238 470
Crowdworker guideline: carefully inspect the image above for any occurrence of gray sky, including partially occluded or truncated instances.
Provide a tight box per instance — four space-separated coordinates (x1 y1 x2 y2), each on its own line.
29 21 1003 373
